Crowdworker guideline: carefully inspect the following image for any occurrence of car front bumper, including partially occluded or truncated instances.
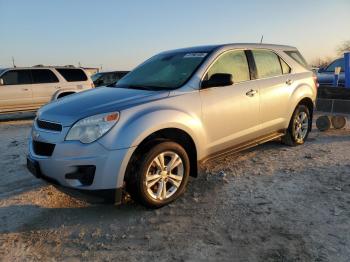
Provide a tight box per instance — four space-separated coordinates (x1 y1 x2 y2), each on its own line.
27 134 134 204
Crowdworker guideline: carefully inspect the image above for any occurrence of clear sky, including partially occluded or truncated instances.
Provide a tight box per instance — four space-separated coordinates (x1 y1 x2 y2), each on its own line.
0 0 349 70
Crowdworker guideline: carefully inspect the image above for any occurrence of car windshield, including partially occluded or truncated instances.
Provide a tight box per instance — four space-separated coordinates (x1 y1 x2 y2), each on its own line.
115 51 208 90
325 58 345 72
91 73 103 82
0 69 6 75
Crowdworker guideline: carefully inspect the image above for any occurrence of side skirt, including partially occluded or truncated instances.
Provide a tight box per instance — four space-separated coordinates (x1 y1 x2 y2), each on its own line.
200 130 285 164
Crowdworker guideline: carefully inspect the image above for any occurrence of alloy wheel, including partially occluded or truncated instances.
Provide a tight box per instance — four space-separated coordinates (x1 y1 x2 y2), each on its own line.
145 151 184 200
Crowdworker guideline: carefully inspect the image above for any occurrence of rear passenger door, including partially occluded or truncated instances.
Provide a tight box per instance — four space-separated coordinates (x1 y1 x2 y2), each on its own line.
31 69 60 106
250 49 292 134
0 69 33 111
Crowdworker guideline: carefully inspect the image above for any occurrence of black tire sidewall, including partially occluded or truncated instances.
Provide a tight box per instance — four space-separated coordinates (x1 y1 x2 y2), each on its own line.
136 141 190 208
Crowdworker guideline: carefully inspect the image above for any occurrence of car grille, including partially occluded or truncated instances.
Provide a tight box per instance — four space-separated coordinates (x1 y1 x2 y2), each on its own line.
33 141 55 156
37 119 62 132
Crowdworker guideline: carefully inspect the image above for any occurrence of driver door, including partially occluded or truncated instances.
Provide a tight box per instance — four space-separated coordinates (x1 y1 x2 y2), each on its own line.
0 69 33 112
200 50 260 155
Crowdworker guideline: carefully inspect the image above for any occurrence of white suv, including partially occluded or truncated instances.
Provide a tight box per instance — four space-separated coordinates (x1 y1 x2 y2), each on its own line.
0 67 94 113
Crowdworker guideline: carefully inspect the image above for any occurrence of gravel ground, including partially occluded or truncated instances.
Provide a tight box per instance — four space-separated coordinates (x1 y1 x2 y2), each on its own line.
0 117 349 262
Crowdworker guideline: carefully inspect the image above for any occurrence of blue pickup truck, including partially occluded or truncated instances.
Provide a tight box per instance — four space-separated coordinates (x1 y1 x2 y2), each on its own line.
317 58 345 87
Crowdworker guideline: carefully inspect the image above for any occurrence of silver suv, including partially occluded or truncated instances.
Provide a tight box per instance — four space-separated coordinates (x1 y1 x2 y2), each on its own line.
27 44 317 208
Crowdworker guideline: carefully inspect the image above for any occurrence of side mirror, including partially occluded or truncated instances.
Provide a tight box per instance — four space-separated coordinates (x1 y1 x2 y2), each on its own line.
0 78 4 86
201 73 233 89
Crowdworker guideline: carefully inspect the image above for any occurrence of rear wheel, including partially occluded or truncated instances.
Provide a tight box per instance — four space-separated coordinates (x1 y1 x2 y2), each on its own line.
282 104 311 146
126 141 190 208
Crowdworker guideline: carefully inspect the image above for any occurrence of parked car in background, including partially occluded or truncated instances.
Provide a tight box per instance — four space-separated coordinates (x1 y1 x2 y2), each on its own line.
91 71 129 87
27 43 317 208
317 58 345 87
0 67 94 113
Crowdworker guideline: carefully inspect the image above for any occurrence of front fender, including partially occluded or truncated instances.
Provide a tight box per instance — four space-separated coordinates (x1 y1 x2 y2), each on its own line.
99 108 206 158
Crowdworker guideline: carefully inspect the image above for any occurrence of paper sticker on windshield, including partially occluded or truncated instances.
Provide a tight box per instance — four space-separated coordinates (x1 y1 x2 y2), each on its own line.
184 53 207 58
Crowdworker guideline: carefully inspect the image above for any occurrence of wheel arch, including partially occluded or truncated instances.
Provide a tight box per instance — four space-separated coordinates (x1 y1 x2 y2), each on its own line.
125 128 198 181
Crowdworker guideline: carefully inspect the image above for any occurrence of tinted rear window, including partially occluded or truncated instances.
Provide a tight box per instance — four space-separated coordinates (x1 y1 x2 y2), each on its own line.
1 70 32 85
31 69 59 84
56 68 88 82
285 50 309 69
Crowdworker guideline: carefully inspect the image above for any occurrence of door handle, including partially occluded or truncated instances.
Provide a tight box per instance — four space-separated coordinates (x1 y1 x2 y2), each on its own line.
286 79 293 85
55 86 61 89
246 89 258 97
22 88 29 91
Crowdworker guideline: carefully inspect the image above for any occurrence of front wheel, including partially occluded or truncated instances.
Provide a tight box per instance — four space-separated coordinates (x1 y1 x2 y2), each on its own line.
282 104 311 146
126 141 190 208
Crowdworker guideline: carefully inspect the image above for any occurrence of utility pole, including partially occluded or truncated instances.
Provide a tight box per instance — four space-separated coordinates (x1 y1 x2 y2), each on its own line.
12 56 16 67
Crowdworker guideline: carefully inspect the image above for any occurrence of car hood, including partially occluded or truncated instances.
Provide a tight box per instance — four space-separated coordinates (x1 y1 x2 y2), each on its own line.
37 87 170 126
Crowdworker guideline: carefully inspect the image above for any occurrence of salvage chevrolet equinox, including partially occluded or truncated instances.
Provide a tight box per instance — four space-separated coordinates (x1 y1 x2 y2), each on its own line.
27 44 317 208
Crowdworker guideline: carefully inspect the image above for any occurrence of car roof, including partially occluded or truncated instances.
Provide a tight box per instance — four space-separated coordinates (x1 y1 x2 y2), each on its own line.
0 66 86 70
162 43 297 54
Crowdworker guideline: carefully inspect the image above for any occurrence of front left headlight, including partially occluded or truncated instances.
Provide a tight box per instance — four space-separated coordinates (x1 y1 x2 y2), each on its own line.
66 112 119 144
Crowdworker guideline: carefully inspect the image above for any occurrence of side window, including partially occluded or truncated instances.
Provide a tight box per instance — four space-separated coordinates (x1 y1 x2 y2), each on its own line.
56 69 88 82
252 50 282 78
284 50 309 69
206 50 250 83
280 58 291 74
325 59 345 72
1 70 32 85
31 69 59 84
117 72 128 79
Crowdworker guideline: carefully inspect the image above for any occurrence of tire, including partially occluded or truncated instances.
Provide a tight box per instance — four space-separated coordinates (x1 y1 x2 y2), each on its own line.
282 104 311 146
126 141 190 208
331 115 346 129
57 92 75 99
316 116 331 131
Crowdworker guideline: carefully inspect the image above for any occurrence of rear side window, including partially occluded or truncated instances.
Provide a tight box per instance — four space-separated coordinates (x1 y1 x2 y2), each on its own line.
1 70 32 85
31 69 59 84
206 50 250 83
56 68 88 82
280 58 291 74
285 50 309 69
252 50 282 78
117 72 128 79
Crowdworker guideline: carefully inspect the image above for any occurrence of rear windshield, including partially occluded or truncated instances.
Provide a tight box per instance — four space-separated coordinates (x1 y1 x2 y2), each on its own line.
56 68 88 82
284 50 309 69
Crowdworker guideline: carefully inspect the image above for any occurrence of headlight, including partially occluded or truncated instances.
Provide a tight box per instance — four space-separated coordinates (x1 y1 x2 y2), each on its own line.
66 112 119 143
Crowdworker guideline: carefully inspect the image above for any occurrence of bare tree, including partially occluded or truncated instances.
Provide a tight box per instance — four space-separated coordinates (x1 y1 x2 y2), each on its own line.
337 40 350 56
310 57 333 68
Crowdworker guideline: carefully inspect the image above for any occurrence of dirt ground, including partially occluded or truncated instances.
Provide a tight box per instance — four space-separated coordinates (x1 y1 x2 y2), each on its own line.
0 116 349 262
